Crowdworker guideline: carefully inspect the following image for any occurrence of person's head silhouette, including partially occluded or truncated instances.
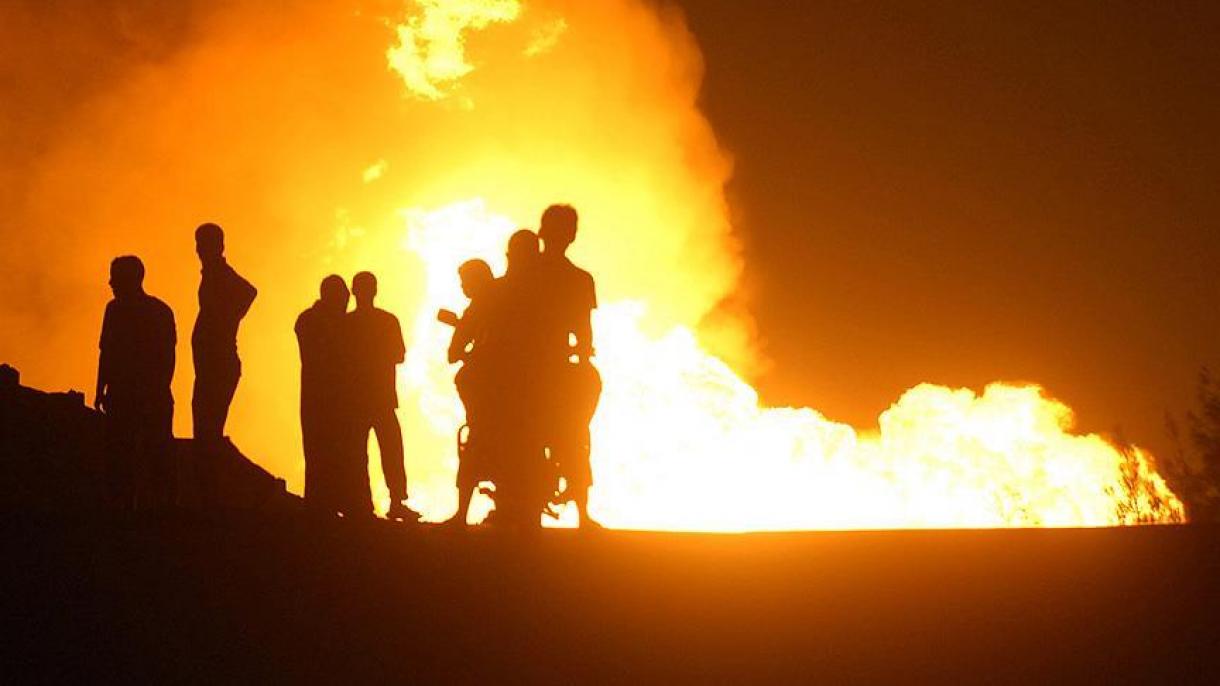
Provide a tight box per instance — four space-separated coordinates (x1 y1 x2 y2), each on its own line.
539 204 578 255
352 271 377 309
195 223 225 264
319 274 350 314
506 229 539 274
458 259 494 300
109 255 146 300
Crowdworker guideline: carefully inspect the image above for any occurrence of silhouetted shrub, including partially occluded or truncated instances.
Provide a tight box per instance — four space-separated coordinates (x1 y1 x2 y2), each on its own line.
1162 368 1220 523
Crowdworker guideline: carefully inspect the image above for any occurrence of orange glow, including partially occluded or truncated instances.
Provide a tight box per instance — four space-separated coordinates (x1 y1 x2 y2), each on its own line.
399 199 1182 528
0 0 1184 528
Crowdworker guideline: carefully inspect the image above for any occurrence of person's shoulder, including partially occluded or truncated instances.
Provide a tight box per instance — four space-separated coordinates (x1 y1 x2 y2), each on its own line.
573 263 593 285
557 256 592 281
466 295 488 313
559 259 594 294
218 260 250 285
374 307 400 324
146 294 174 317
143 295 176 336
295 306 321 333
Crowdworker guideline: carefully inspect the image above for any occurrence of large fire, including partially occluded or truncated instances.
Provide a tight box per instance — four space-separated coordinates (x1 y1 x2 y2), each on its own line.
398 199 1182 529
0 0 1184 528
376 1 1182 528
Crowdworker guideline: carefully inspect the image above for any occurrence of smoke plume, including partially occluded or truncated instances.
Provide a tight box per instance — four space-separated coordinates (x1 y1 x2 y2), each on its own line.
0 0 746 501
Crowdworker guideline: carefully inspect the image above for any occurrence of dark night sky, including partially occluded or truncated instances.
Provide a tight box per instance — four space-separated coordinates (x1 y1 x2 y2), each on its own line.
681 1 1220 454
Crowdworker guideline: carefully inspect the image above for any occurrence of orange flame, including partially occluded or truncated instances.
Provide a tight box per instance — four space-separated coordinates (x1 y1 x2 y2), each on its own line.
397 199 1182 529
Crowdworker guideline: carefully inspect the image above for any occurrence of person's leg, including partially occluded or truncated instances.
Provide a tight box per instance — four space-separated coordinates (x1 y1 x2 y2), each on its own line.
192 370 220 506
191 371 216 441
304 409 344 517
560 426 596 527
212 360 240 439
451 450 477 525
336 416 374 518
192 357 239 442
452 482 474 525
301 409 322 506
195 358 240 507
372 409 406 503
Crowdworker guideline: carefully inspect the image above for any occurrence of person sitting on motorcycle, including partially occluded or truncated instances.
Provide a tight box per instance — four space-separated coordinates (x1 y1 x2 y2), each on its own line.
443 258 497 525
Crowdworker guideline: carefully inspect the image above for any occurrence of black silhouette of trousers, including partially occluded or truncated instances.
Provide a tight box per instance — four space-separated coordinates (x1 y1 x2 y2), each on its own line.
358 409 406 502
193 354 240 441
302 407 372 517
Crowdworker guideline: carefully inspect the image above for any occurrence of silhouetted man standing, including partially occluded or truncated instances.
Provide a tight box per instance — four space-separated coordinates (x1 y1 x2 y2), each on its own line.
191 222 256 444
537 204 601 527
296 275 366 516
347 271 416 521
95 256 177 509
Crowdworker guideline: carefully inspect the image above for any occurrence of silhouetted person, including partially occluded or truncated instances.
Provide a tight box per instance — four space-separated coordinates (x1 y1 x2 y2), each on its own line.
443 259 497 524
483 229 554 527
95 256 176 509
347 271 417 521
295 275 369 517
192 222 256 445
537 204 601 527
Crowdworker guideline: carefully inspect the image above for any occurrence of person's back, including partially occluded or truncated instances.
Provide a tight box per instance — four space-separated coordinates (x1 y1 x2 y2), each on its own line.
536 255 596 361
536 204 600 527
295 275 356 515
95 256 176 509
346 306 404 415
101 294 177 408
477 230 555 526
345 271 414 520
295 302 348 408
486 256 549 375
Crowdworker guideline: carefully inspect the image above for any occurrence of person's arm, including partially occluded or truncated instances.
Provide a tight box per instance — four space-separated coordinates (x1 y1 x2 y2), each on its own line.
447 317 473 364
392 315 406 365
232 267 257 320
294 313 311 364
94 354 110 412
95 306 112 411
573 314 593 359
573 275 596 359
156 306 177 390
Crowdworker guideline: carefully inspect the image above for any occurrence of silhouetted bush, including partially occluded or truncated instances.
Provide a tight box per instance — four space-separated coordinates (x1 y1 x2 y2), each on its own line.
1162 368 1220 523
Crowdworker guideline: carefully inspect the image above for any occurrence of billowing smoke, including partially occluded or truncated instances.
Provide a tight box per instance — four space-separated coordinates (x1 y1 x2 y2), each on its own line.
0 0 747 501
1 1 1183 527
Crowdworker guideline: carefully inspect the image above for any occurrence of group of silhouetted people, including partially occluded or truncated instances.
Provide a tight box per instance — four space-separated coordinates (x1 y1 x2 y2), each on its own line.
93 204 600 529
441 204 601 528
294 271 415 521
95 224 255 509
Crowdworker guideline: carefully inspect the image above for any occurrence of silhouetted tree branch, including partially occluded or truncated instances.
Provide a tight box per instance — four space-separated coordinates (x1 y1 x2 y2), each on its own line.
1161 368 1220 523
